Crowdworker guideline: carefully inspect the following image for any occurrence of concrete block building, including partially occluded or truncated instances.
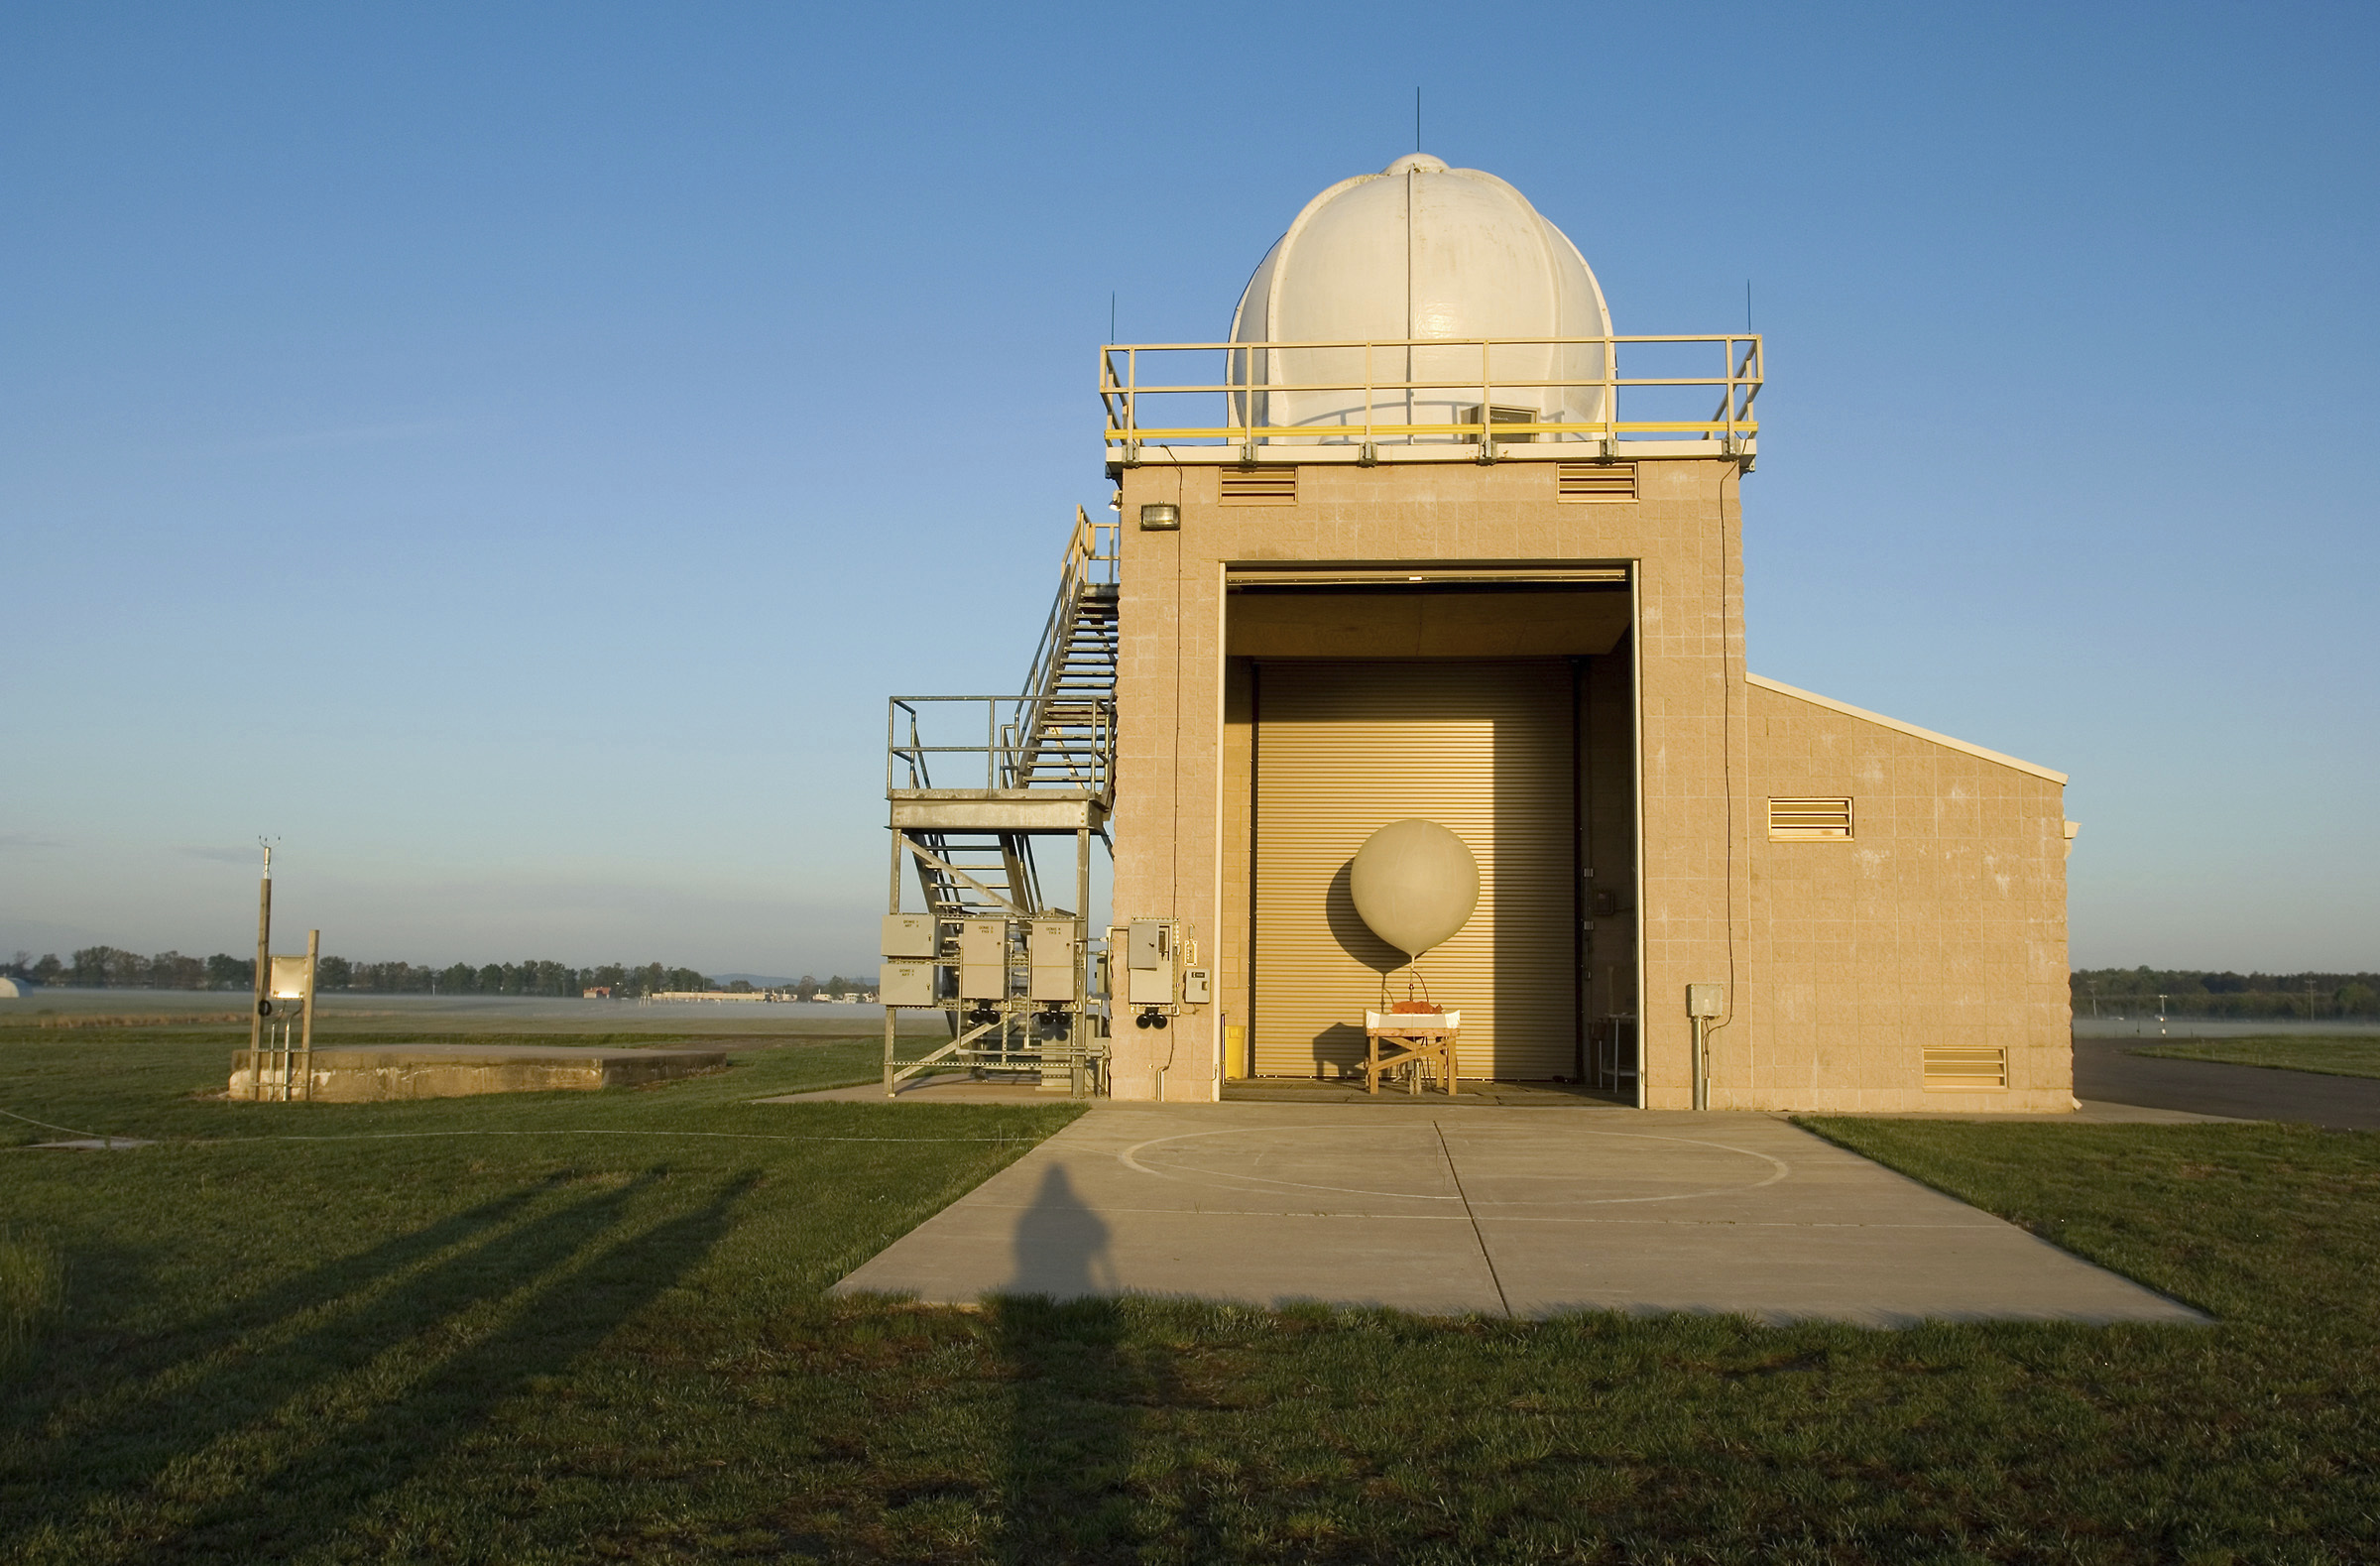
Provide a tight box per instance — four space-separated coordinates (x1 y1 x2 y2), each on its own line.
889 152 2075 1112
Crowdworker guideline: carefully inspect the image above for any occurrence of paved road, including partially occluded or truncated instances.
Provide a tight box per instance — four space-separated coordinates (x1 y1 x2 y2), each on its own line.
2076 1038 2380 1131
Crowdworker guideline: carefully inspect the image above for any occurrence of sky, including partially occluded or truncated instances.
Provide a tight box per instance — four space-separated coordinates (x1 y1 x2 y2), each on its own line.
2 2 2374 976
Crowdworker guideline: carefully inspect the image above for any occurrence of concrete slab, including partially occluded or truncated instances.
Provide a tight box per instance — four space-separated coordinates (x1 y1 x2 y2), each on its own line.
231 1043 729 1102
761 1075 1079 1106
830 1103 2208 1327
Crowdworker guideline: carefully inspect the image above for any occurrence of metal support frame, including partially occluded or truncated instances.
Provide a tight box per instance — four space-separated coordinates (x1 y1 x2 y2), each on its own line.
879 827 1108 1099
880 511 1119 1099
243 845 319 1103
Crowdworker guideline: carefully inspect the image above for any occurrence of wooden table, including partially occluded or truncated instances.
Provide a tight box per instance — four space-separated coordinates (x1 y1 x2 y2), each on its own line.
1362 1010 1462 1096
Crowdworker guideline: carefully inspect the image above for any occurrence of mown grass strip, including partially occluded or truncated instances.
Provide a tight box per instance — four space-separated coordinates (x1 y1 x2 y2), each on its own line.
3 1024 2377 1562
2133 1032 2380 1080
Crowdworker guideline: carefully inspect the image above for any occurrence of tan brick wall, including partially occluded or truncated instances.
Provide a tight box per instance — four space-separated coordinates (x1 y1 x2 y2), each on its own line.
1105 454 2070 1112
1736 681 2074 1112
1111 456 1747 1102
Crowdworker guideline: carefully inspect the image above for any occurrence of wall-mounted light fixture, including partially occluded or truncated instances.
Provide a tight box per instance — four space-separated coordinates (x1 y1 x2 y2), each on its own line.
1138 503 1180 531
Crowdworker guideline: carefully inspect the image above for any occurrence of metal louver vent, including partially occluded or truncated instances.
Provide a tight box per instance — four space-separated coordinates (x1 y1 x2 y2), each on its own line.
1923 1046 2008 1091
1768 797 1853 839
1557 462 1636 501
1220 466 1297 506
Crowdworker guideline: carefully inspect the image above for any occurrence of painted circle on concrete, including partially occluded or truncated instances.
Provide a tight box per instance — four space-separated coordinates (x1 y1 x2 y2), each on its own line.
1117 1123 1790 1207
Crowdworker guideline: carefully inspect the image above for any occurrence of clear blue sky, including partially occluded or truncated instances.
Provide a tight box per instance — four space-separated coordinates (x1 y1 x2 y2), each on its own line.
3 2 2373 976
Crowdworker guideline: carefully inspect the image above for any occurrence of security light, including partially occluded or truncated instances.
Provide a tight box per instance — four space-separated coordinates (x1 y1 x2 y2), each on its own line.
1139 503 1180 531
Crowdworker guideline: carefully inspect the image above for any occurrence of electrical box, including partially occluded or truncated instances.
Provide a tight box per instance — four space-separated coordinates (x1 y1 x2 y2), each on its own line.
957 919 1005 967
958 918 1007 1002
1181 966 1211 1006
1127 918 1175 1008
1686 983 1725 1018
1027 918 1077 1003
881 961 936 1008
1128 919 1170 971
881 913 937 959
268 955 312 1001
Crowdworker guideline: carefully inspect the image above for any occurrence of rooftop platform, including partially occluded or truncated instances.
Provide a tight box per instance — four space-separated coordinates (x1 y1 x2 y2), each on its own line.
1100 333 1760 471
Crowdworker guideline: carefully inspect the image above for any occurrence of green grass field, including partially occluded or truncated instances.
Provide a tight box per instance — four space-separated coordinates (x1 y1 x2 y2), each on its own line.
2132 1033 2380 1080
3 1025 2377 1562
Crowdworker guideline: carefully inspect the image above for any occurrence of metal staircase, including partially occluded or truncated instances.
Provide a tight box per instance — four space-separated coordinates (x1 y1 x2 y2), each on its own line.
880 508 1119 1093
1011 515 1121 796
891 508 1117 923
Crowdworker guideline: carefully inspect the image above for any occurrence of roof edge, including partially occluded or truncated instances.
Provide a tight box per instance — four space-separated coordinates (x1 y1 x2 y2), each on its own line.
1745 673 2069 784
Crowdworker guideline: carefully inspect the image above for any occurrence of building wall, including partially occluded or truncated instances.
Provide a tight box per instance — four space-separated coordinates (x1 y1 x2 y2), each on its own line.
1106 453 2069 1111
1734 680 2075 1112
1110 455 1744 1103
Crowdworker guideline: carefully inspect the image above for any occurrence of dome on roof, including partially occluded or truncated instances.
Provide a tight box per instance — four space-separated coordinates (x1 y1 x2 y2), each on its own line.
1230 155 1612 443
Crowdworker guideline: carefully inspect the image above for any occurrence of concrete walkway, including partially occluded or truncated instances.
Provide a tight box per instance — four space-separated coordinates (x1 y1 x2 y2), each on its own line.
829 1102 2207 1326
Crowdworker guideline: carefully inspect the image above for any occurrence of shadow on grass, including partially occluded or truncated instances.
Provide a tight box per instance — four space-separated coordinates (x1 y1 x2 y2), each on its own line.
982 1164 1225 1561
0 1167 755 1561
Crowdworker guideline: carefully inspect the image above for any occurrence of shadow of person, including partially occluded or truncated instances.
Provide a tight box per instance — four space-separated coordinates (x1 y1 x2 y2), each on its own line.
1007 1162 1114 1298
995 1163 1193 1558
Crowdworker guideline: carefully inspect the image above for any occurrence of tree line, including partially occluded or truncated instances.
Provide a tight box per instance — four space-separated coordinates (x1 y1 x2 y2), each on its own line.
3 949 884 1001
2071 967 2380 1019
5 948 714 998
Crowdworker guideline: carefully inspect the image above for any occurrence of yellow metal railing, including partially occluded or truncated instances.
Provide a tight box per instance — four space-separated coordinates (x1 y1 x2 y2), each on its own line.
1099 334 1761 452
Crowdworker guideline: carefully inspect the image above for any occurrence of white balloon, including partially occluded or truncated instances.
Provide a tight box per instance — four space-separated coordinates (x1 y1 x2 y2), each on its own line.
1350 819 1480 957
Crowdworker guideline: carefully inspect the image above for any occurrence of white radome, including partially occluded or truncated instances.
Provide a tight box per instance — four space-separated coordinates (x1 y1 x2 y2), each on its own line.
1230 153 1613 440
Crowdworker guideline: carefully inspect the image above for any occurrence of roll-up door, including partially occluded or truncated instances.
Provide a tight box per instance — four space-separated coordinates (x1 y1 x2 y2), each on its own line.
1252 659 1575 1080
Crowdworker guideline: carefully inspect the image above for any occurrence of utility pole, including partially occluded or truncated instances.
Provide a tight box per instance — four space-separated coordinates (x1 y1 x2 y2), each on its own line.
2157 991 2168 1038
249 839 275 1076
2307 979 2319 1024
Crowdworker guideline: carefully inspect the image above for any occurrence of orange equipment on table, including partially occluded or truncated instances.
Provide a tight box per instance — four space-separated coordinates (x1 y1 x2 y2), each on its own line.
1361 1000 1462 1096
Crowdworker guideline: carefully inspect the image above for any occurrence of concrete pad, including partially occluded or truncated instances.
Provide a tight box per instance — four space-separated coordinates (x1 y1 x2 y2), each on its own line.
761 1075 1076 1106
830 1103 2208 1327
230 1043 729 1102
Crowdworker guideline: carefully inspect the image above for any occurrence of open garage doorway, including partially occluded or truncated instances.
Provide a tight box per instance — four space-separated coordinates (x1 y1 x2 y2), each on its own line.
1218 568 1639 1097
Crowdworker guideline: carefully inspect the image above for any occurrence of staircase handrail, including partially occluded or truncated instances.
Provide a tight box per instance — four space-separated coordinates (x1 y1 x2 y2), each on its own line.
886 694 1113 797
1009 506 1118 791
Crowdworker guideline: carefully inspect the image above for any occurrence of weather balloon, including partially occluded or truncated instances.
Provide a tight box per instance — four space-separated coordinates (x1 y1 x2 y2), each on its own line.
1349 819 1480 958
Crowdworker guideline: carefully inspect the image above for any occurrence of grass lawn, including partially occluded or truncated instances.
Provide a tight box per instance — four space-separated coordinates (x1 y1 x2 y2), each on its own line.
2 1025 2376 1562
2132 1033 2380 1080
